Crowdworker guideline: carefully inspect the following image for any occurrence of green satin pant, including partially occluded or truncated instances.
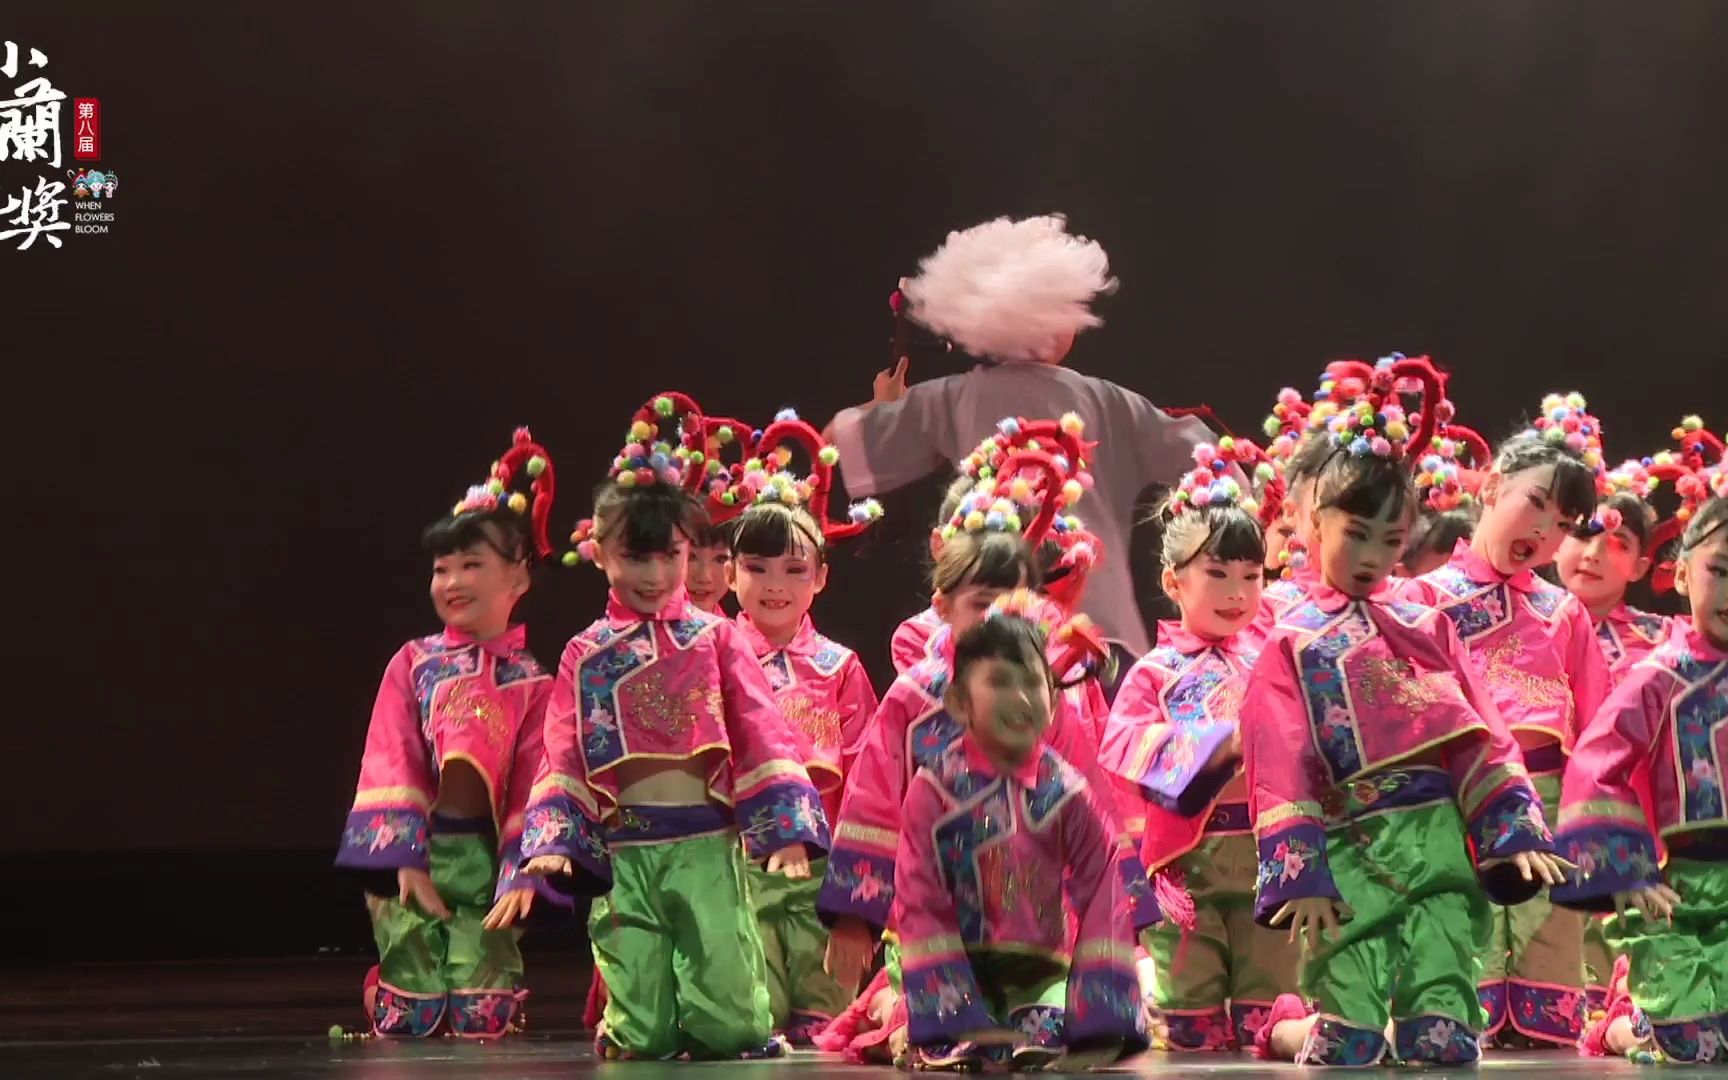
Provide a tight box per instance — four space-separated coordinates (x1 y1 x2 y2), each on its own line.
587 830 773 1058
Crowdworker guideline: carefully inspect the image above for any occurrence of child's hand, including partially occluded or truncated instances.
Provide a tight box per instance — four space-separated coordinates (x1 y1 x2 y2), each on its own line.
482 887 535 931
522 855 572 878
397 867 450 920
873 357 909 405
765 843 810 879
824 917 876 993
1512 850 1575 887
1614 884 1682 924
1271 896 1343 951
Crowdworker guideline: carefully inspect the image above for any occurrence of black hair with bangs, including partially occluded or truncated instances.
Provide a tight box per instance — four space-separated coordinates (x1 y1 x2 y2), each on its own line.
1492 432 1598 524
951 613 1055 692
731 502 826 563
592 479 707 555
1160 504 1267 571
423 506 532 564
932 529 1042 594
1682 496 1727 553
1314 448 1417 523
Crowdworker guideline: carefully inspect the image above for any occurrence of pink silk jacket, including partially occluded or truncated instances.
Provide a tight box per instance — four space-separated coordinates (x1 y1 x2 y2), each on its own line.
1399 542 1609 758
1593 603 1671 686
518 589 831 887
891 606 944 676
735 613 879 823
1552 619 1726 909
336 624 565 899
1099 622 1259 873
895 734 1148 1053
819 625 1156 933
1244 582 1558 923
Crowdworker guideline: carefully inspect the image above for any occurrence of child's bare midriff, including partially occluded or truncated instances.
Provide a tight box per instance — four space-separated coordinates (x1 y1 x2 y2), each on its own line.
433 757 493 819
614 749 726 808
1514 729 1561 755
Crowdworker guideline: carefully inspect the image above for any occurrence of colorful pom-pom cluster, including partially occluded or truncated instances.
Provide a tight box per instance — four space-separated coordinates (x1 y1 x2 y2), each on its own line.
1300 354 1438 467
610 399 700 490
1305 355 1405 435
706 408 886 530
1525 391 1606 488
1603 459 1659 501
1320 394 1414 460
560 518 599 567
444 427 559 559
938 414 1094 543
1674 464 1728 522
453 427 550 518
1170 439 1266 518
1415 435 1475 512
983 588 1107 678
1261 387 1309 473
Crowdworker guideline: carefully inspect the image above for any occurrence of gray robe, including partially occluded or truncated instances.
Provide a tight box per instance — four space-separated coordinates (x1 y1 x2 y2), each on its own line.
829 360 1209 655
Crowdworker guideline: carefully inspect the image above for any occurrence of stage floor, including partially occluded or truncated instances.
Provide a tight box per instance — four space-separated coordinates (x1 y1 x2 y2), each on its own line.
1 957 1716 1078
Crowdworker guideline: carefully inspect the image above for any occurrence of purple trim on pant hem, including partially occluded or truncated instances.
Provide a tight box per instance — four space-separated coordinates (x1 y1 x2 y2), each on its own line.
448 987 521 1038
1505 979 1585 1044
1298 1015 1389 1067
1650 1014 1728 1063
1394 1013 1481 1063
1479 981 1508 1035
1162 1006 1233 1051
1230 1000 1277 1049
371 982 446 1038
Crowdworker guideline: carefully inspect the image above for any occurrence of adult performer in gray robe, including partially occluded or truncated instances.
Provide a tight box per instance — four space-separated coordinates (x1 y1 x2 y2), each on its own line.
826 214 1209 656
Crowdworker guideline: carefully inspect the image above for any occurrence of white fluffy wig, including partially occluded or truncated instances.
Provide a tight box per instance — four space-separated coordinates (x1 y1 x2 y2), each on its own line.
901 214 1117 363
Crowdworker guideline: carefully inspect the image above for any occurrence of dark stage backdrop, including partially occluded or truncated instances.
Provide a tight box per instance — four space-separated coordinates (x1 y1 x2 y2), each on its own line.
5 4 1724 957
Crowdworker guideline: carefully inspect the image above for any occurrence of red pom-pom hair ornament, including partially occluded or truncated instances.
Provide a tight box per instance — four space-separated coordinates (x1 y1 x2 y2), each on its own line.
1671 415 1725 472
692 415 759 526
969 413 1096 487
1525 392 1608 494
710 409 884 541
1415 426 1487 514
1441 419 1493 472
976 414 1104 607
939 448 1069 548
1581 458 1655 538
1261 386 1312 475
1167 436 1280 528
939 414 1095 550
451 426 558 559
1300 354 1444 474
983 588 1114 686
1639 450 1725 592
607 392 708 494
564 392 708 568
1235 437 1286 530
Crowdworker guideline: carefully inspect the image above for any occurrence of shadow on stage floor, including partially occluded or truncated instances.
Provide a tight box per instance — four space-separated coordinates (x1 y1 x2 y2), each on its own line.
0 957 1714 1078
